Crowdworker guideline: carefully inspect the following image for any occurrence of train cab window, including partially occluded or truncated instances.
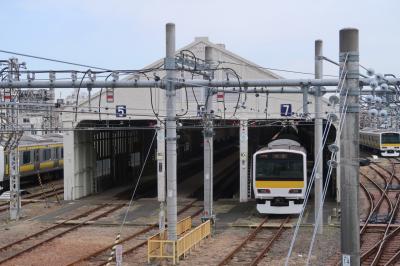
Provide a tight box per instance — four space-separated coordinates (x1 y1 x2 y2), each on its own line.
60 148 64 158
382 133 400 144
43 149 52 160
22 151 31 164
256 152 304 181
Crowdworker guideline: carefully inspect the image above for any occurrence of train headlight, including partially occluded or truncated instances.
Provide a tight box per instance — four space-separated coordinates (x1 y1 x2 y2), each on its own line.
289 189 302 194
257 189 270 193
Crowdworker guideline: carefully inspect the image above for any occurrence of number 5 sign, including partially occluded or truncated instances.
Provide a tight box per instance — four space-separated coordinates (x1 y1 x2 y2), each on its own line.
116 105 126 117
280 104 292 117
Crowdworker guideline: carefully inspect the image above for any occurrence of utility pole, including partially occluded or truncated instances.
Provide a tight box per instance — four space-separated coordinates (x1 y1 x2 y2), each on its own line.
165 23 178 240
203 46 214 220
314 40 323 234
7 58 21 220
339 28 360 266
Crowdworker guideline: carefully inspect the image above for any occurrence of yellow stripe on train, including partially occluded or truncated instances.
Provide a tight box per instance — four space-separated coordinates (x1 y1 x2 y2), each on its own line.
255 181 304 188
40 161 55 169
381 144 400 147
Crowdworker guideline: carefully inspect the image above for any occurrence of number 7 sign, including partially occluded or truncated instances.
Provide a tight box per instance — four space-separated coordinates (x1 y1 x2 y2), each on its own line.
280 104 292 116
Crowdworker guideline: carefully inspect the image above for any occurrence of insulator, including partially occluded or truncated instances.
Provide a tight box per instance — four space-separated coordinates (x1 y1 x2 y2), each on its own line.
367 68 375 77
328 144 339 153
379 110 388 118
329 94 339 105
368 109 378 117
327 160 338 168
327 113 339 122
370 80 378 89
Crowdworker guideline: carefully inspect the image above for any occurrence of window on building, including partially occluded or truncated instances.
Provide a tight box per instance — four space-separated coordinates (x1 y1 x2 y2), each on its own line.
23 118 30 123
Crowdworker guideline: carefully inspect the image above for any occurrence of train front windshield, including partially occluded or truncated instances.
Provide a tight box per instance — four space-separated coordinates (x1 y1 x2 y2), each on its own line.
382 133 400 144
256 152 303 181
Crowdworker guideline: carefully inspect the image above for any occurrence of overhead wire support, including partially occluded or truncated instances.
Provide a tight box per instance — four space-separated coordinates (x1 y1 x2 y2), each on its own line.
0 77 399 89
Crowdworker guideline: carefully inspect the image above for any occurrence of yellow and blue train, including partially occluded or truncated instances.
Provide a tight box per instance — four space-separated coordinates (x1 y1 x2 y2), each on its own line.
0 134 63 192
360 130 400 157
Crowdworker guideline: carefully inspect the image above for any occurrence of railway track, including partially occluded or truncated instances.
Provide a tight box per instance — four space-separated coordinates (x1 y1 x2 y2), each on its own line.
359 159 400 265
0 203 125 265
326 158 400 266
0 186 64 213
218 216 290 266
66 199 203 266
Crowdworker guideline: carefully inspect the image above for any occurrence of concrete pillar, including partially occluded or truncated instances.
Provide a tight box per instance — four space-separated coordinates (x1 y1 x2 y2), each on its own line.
239 119 248 202
203 46 214 218
165 23 178 240
64 130 75 200
339 28 360 266
314 40 324 234
157 123 166 230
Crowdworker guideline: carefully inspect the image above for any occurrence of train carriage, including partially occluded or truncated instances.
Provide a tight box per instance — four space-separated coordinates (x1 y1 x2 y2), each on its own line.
360 130 400 157
0 134 63 192
253 138 307 214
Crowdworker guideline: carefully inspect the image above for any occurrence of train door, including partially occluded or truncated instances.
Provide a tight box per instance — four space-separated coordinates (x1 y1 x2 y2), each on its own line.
34 149 40 172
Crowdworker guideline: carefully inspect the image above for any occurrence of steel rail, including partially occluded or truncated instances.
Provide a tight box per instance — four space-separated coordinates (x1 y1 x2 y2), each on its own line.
0 204 107 253
0 204 124 264
217 216 269 266
0 188 64 213
249 216 290 266
65 199 200 266
359 178 375 235
0 186 63 207
371 193 400 265
96 208 204 266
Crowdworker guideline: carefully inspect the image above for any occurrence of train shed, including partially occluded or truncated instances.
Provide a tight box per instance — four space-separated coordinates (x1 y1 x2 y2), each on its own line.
62 36 336 203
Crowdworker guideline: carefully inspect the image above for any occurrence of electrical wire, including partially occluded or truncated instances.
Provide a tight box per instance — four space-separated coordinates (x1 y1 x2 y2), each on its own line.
0 49 111 71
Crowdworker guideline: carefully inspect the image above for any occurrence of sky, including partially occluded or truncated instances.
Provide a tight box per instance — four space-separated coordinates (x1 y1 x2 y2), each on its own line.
1 0 399 97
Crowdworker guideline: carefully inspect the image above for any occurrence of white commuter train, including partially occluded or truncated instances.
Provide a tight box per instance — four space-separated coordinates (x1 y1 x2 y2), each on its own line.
253 137 307 214
359 130 400 157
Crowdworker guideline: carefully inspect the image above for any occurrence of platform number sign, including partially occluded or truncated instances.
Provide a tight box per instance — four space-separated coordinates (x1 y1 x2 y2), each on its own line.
280 104 292 117
116 105 126 117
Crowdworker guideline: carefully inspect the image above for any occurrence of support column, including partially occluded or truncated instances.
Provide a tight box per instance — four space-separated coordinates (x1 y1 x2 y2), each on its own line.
314 40 324 234
239 120 248 202
339 28 360 266
9 148 20 220
157 123 166 230
165 23 178 241
203 46 214 219
64 130 76 200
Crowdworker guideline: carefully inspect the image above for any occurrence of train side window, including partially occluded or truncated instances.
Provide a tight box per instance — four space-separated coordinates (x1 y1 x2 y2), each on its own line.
61 148 64 158
22 151 31 164
43 149 51 161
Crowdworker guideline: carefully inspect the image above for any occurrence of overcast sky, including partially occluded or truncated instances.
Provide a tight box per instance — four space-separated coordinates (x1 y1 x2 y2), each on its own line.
1 0 399 97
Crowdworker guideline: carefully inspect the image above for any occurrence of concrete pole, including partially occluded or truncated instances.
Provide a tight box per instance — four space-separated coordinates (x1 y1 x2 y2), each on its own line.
314 40 323 234
239 120 248 202
8 59 21 220
165 23 178 240
339 28 360 266
203 46 214 219
157 123 166 230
